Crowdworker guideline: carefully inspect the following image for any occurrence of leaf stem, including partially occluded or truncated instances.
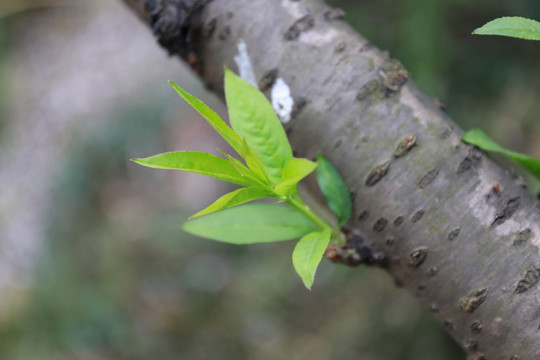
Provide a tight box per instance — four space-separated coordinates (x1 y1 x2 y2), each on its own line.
285 195 345 246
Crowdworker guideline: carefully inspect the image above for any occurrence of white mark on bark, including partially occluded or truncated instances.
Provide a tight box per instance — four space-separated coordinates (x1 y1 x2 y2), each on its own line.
468 176 497 228
492 316 503 337
504 219 540 252
302 27 341 46
234 39 257 86
531 226 540 250
468 174 540 254
280 0 304 18
271 78 294 124
483 185 540 251
494 219 521 236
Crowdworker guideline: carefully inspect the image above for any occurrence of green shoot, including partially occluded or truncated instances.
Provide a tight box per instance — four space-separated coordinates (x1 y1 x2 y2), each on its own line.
133 69 352 289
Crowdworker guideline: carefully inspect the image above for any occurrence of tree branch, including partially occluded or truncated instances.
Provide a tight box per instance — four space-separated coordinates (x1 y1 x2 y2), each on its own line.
122 0 540 357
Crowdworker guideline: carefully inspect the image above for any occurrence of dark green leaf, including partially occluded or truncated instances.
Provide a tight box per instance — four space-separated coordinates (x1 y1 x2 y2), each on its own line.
190 187 272 219
224 69 292 184
462 129 540 180
292 228 331 290
274 157 318 197
182 204 317 244
132 151 251 186
472 17 540 40
316 154 352 227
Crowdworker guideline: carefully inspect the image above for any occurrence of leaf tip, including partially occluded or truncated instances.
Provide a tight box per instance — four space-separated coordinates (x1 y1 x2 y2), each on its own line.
180 220 192 233
131 158 146 166
461 128 482 143
296 266 314 290
224 67 235 81
168 80 184 94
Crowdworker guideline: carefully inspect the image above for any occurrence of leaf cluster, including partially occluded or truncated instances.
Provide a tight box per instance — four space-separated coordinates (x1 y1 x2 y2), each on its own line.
133 69 352 289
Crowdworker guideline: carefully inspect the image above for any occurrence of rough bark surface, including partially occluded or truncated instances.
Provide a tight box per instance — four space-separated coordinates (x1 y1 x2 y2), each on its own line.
123 0 540 358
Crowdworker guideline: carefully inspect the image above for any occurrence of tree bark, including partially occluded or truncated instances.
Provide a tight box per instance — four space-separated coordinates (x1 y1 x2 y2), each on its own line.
122 0 540 358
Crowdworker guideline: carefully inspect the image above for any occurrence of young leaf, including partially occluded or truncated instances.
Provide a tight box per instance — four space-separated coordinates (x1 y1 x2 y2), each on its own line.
274 157 318 197
182 203 318 244
292 228 331 290
472 17 540 40
240 139 271 186
132 151 252 186
462 129 540 180
168 81 245 155
218 149 271 190
224 68 293 184
190 187 272 219
316 154 352 228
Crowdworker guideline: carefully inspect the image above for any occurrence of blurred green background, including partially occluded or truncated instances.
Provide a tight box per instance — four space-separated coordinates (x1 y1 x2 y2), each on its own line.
0 0 538 359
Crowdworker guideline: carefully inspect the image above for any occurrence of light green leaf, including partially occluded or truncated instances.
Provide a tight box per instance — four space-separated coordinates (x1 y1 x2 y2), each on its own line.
218 149 270 189
462 129 540 180
274 157 318 197
224 69 293 184
182 204 317 244
316 154 352 228
132 151 252 186
472 17 540 40
168 81 245 155
241 139 271 186
190 187 272 219
292 228 331 290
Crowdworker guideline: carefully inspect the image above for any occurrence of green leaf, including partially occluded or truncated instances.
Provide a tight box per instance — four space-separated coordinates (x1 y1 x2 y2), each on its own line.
472 17 540 40
132 151 252 186
224 68 293 184
240 139 271 186
316 154 352 228
292 228 331 290
190 187 272 219
274 157 318 197
182 204 317 244
218 149 270 189
462 129 540 180
168 81 245 155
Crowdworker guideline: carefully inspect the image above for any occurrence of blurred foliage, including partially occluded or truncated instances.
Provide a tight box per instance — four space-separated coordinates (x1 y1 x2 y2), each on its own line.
1 0 539 359
330 0 540 103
